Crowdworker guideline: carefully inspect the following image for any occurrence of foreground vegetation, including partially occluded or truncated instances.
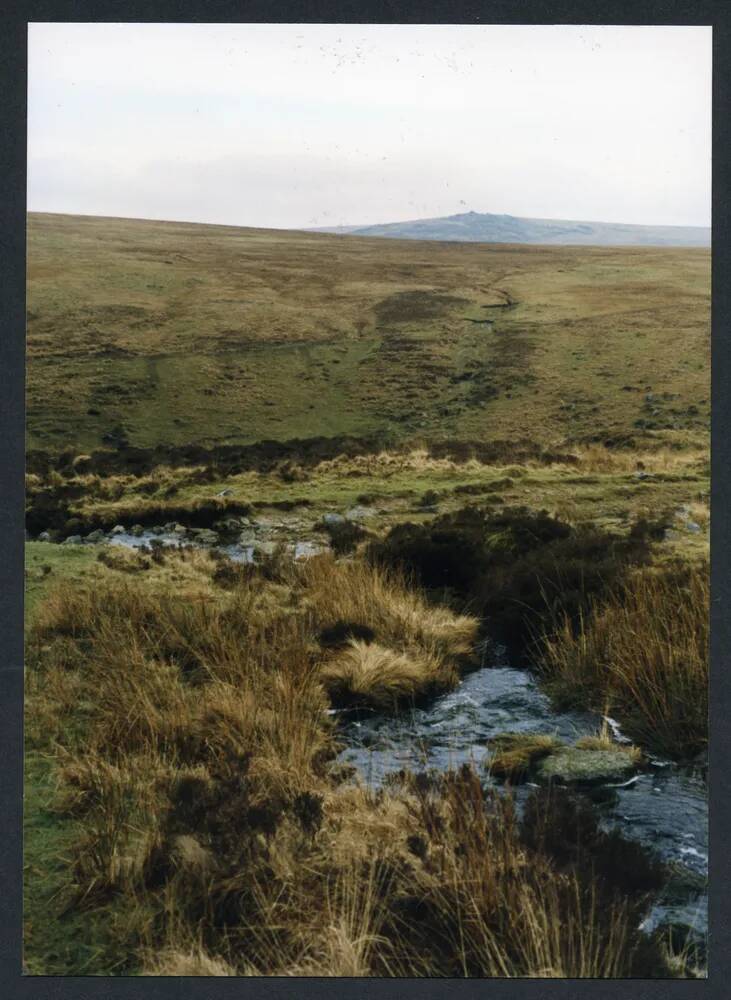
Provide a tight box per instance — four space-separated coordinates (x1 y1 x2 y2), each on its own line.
26 544 690 977
539 562 708 759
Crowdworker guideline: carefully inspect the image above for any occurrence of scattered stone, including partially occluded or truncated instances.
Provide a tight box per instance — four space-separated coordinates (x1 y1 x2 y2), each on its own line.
685 521 701 533
216 488 234 497
345 506 377 522
111 524 126 535
172 524 187 535
38 531 51 542
536 747 638 786
321 512 346 526
63 535 83 545
255 541 277 556
151 525 165 535
239 531 257 545
86 529 105 543
130 524 146 537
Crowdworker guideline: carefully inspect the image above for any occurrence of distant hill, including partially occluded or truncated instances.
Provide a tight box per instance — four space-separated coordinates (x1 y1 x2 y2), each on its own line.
308 210 710 247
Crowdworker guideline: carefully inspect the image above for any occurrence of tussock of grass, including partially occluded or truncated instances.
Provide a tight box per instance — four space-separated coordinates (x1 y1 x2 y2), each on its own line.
487 733 563 781
321 640 454 710
574 733 643 765
301 555 479 663
539 562 708 759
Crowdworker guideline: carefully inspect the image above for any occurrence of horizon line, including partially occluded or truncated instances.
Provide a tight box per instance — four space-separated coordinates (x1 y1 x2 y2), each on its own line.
27 207 712 233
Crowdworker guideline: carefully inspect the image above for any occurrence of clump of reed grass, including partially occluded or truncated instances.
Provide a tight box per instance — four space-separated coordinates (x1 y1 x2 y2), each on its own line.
539 561 708 759
300 554 479 663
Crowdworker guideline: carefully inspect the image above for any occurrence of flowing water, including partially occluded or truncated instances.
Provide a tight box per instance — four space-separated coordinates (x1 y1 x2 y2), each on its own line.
335 648 708 954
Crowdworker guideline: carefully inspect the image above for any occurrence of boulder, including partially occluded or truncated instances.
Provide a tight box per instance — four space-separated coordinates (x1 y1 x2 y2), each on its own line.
86 529 105 543
111 524 126 536
321 512 346 526
38 531 51 542
130 524 146 537
63 535 83 545
536 747 638 786
172 523 188 535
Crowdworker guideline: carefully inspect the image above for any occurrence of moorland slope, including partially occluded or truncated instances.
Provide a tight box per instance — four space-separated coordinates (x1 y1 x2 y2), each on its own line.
27 212 710 459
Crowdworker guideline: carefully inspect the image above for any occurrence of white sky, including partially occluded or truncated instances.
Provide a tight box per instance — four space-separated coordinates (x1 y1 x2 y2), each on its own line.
27 23 712 229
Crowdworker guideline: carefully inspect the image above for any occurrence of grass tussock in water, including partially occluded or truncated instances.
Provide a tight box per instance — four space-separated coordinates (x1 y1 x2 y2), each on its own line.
487 733 563 781
25 548 672 976
538 562 709 759
320 641 454 711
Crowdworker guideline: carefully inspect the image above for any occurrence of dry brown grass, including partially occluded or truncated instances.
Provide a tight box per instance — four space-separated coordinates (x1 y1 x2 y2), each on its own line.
300 554 479 662
571 443 707 475
320 640 455 710
24 547 671 976
539 561 708 758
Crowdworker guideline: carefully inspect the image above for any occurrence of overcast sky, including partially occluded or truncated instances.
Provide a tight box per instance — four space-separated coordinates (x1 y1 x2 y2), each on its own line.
27 23 712 229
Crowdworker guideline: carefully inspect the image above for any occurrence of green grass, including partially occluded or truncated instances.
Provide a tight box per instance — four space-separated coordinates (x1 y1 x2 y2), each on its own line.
24 542 98 624
27 212 710 456
23 752 138 975
24 541 138 974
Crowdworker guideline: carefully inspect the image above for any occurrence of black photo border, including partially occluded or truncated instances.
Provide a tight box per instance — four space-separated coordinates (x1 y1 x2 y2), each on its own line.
1 2 728 997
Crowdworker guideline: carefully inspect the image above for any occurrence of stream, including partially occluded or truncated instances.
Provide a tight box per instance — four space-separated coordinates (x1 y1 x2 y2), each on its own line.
335 648 708 956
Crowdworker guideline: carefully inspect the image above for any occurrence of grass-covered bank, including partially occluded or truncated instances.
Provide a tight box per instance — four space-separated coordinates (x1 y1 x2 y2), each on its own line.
538 562 708 759
25 542 689 977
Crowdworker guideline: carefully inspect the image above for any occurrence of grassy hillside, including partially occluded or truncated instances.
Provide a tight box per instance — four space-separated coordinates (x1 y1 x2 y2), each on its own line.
27 212 710 458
